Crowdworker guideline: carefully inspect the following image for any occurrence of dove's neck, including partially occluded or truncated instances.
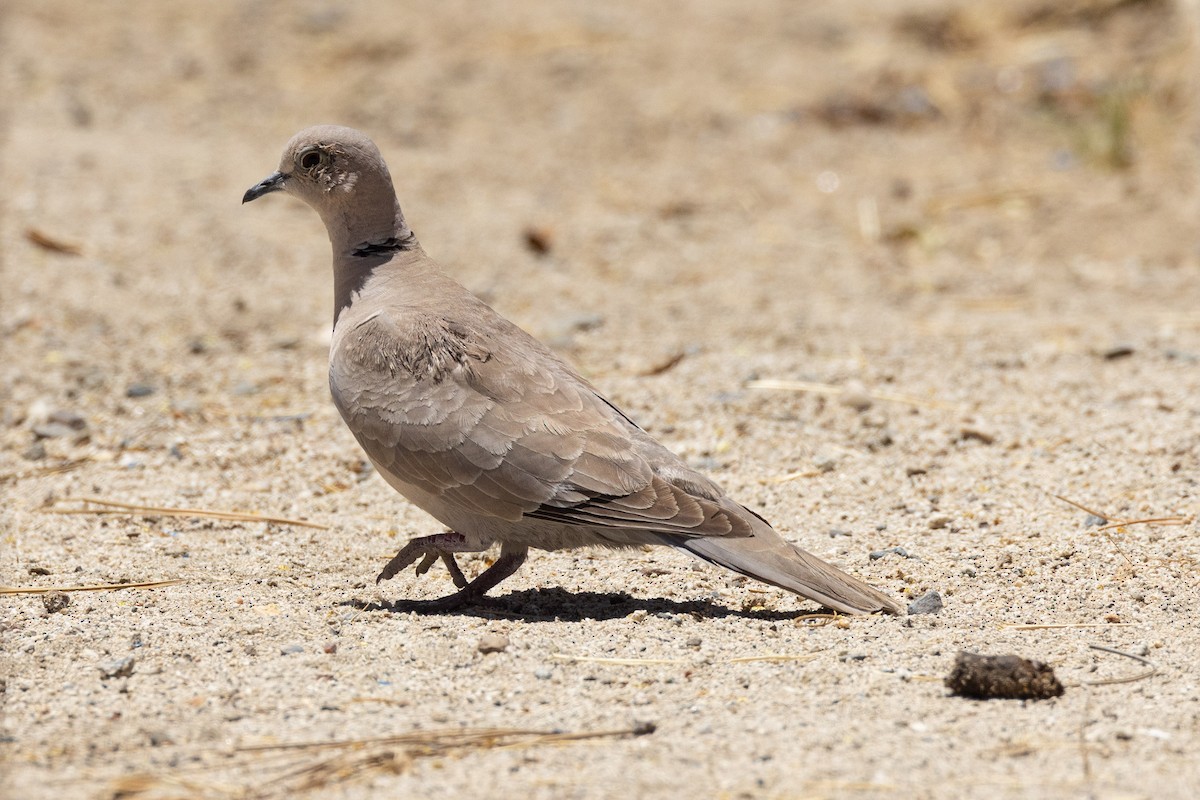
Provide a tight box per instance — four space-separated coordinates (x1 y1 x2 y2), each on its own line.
329 195 422 327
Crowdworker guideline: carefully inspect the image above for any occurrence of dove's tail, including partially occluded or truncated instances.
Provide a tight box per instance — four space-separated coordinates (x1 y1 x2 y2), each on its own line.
666 516 903 615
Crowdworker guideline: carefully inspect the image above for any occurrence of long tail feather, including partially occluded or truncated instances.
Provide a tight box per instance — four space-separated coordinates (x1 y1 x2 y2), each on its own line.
668 523 902 615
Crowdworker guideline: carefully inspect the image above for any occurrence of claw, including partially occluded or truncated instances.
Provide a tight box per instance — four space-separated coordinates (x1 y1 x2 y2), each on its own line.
441 553 469 588
375 535 528 609
376 531 479 586
414 551 438 576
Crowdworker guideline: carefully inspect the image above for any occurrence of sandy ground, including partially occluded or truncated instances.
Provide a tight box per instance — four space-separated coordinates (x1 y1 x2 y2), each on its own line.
3 1 1200 798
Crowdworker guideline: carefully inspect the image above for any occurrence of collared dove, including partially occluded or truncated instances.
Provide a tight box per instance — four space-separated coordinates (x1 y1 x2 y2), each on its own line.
243 125 900 615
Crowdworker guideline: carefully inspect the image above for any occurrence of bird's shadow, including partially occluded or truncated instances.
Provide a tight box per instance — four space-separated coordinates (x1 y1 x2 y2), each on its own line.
342 587 823 623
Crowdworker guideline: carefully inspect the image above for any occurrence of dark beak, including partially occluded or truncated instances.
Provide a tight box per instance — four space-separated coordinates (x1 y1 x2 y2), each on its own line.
242 171 286 204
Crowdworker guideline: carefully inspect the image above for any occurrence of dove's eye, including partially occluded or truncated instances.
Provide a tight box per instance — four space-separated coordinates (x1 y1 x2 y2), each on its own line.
299 149 322 170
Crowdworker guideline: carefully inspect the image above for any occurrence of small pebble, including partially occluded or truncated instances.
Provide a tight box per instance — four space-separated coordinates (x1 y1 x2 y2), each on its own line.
1102 344 1135 360
322 641 338 654
685 637 702 648
632 720 657 736
22 442 46 461
98 656 135 679
907 590 943 615
1083 514 1108 527
869 546 913 560
147 730 174 747
522 225 554 256
839 382 873 412
812 453 837 473
280 644 304 655
125 383 156 398
928 514 951 530
48 409 87 429
534 667 553 680
478 633 510 654
959 425 995 445
172 398 202 416
32 421 84 440
42 591 71 614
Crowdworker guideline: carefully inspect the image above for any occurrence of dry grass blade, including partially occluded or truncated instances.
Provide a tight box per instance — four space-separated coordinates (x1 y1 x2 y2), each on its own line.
1051 493 1113 521
0 457 92 485
0 579 183 595
108 772 231 799
551 651 824 665
551 653 687 666
1051 494 1189 532
1081 644 1158 687
638 350 686 377
1050 492 1133 564
1002 622 1140 630
236 728 536 753
745 378 958 410
117 734 648 800
1096 516 1190 532
26 226 83 255
269 748 410 793
924 186 1036 214
1050 492 1190 566
765 469 824 483
241 727 645 785
46 496 327 530
725 652 822 664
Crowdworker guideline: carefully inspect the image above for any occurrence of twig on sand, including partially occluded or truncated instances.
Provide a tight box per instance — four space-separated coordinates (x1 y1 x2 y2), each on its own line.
746 378 958 411
45 496 326 530
236 727 630 754
250 726 650 792
551 650 824 666
0 457 92 484
1050 493 1192 567
1051 494 1190 531
1051 494 1114 521
1001 622 1139 630
1096 516 1190 532
1081 644 1158 687
551 653 686 666
111 726 649 798
0 579 183 595
725 652 822 664
764 469 825 483
1050 493 1135 565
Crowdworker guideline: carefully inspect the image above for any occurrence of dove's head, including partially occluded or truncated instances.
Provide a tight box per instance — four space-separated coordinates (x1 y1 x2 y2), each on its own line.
243 125 408 251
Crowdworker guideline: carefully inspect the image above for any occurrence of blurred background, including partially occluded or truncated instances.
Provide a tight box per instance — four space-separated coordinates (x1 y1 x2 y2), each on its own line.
5 1 1197 343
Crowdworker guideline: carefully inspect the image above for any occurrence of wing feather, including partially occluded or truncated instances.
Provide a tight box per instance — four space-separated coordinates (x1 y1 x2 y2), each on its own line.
330 311 751 538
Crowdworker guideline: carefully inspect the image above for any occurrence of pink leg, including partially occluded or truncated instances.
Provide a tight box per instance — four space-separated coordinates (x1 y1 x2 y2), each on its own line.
376 531 483 586
414 544 528 611
377 534 529 611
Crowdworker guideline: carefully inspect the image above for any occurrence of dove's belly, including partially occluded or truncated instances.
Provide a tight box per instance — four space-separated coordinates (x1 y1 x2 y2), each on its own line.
364 454 657 553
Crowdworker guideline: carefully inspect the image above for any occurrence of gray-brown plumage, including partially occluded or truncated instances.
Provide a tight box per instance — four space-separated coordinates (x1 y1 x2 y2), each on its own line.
243 125 901 615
